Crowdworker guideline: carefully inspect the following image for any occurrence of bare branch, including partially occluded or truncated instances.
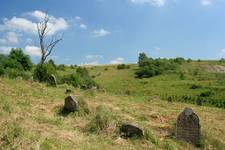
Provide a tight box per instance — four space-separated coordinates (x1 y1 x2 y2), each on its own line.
36 11 63 64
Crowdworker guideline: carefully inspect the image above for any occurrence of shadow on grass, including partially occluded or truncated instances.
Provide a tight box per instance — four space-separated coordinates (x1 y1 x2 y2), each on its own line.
57 107 71 117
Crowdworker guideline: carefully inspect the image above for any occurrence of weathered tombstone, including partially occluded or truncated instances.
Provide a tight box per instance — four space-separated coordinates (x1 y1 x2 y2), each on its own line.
64 95 79 112
120 123 144 138
176 108 201 146
48 74 57 87
196 97 203 106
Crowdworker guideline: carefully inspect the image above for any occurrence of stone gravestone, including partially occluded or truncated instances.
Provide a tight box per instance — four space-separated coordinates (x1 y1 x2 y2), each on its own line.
176 108 201 146
64 95 79 112
120 123 144 138
48 74 57 87
196 97 203 106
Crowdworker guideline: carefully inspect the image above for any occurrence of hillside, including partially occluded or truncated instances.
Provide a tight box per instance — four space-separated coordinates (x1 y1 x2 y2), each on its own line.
0 61 225 149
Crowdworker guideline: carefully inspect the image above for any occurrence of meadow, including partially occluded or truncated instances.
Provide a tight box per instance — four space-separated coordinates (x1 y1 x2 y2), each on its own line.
0 60 224 149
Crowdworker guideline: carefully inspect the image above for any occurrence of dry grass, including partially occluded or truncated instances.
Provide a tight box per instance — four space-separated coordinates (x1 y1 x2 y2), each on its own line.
0 77 224 149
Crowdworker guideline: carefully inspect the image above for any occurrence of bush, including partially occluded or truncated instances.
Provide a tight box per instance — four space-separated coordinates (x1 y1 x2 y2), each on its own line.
138 53 150 67
86 105 113 134
61 67 98 89
57 64 66 71
33 63 57 82
4 68 30 80
117 64 130 70
0 65 4 76
8 48 32 71
174 57 185 64
3 58 23 70
136 56 178 78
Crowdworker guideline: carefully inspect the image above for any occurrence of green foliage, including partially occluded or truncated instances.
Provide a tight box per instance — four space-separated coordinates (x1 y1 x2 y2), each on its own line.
0 65 4 76
144 128 160 146
8 48 32 71
2 124 24 148
48 59 56 69
138 52 150 67
136 58 177 78
61 67 98 89
57 64 66 71
174 57 185 64
4 68 30 80
33 63 57 82
3 58 23 70
117 64 130 70
86 105 113 134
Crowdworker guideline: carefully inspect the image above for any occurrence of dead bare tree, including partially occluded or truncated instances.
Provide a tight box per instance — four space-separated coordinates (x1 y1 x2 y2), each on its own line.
37 12 62 65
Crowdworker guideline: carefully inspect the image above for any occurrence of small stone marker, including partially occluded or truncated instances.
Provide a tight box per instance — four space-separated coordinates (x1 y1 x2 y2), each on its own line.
176 107 201 146
167 96 172 103
64 95 79 112
120 123 144 138
196 97 203 106
48 74 57 87
65 88 72 94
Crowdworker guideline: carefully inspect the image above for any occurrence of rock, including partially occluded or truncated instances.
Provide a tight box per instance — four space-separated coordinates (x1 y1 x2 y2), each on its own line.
176 108 201 146
65 88 72 94
120 123 144 138
196 97 203 106
167 96 172 103
64 95 79 112
48 74 57 87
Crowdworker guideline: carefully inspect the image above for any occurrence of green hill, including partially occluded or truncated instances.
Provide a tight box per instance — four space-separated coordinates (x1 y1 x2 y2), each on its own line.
0 61 225 149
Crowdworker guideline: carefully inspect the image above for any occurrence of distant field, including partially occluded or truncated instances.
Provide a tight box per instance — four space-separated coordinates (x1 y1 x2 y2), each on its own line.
86 61 225 108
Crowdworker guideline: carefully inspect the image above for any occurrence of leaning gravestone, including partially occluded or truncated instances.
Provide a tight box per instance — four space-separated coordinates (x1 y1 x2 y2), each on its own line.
64 95 79 112
176 108 201 146
120 123 144 138
48 74 57 87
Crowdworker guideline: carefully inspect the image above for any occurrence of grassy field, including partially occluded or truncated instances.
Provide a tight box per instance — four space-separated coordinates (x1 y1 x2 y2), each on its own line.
0 61 225 149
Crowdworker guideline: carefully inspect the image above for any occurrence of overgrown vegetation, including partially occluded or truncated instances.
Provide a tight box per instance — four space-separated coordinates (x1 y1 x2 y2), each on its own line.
135 53 179 78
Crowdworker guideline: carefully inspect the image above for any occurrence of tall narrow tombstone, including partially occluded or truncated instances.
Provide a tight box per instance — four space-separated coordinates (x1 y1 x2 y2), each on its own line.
176 108 201 146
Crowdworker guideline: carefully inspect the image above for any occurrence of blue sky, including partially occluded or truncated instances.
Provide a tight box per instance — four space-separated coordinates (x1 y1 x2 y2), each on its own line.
0 0 225 65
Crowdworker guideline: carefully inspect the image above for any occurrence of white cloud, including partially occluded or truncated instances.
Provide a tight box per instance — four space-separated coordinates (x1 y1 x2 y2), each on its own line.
129 0 165 7
110 57 124 64
0 10 69 35
75 16 81 20
3 17 37 34
86 55 103 59
93 29 111 37
24 45 41 57
0 32 19 44
0 46 14 54
201 0 212 6
80 24 87 29
85 54 103 65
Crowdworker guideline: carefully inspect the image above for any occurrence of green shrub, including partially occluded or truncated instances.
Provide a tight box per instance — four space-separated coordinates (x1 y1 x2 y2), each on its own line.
136 56 177 78
4 68 30 80
0 65 4 76
117 64 130 70
57 64 66 71
174 57 185 64
86 105 113 134
3 58 23 70
33 63 57 82
61 67 98 89
8 48 32 71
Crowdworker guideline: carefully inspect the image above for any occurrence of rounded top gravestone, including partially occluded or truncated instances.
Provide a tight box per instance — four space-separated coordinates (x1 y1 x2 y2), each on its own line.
176 107 201 146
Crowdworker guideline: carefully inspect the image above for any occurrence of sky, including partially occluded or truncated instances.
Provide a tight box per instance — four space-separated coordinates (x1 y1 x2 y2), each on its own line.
1 0 225 65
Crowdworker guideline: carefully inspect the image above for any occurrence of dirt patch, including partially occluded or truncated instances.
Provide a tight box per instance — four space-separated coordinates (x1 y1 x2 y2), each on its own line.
203 65 225 73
